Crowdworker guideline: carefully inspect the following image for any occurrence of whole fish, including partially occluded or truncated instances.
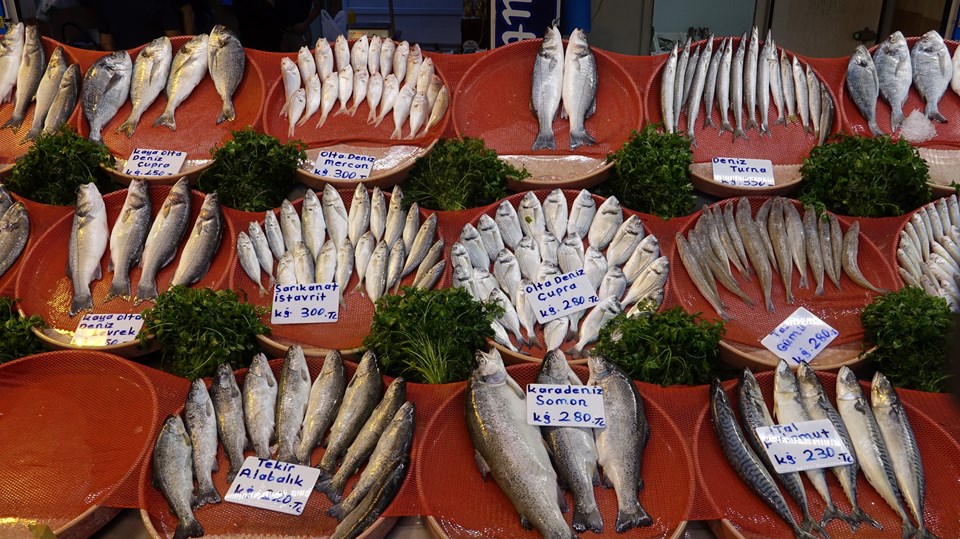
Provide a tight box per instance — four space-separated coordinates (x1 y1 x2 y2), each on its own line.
622 234 659 283
347 183 370 247
540 231 560 266
41 62 79 136
531 25 564 150
493 248 522 299
796 362 880 530
682 46 700 115
293 241 315 284
793 55 813 134
118 36 172 137
425 83 448 132
802 207 825 296
677 233 726 321
567 296 621 358
599 266 627 303
768 37 786 126
315 239 337 284
277 252 296 285
106 180 151 301
837 366 916 539
401 213 437 278
297 45 316 82
375 73 400 126
768 198 795 304
607 214 645 267
279 56 299 117
243 353 277 460
588 195 623 250
806 65 821 138
846 45 881 135
874 31 912 132
183 379 221 507
413 260 444 290
301 188 325 258
477 214 505 261
152 415 204 539
351 231 376 293
757 31 773 135
686 37 713 145
704 38 723 129
588 353 652 532
368 35 382 76
210 362 247 481
380 38 396 77
489 287 525 345
171 192 222 287
264 209 285 260
384 237 404 292
515 235 541 282
369 187 386 242
315 37 334 80
660 44 678 134
566 190 597 242
710 380 818 539
413 238 445 287
318 377 406 503
318 350 382 477
403 43 422 89
781 50 797 123
0 23 24 104
407 91 428 138
736 198 774 311
496 199 523 250
351 35 368 71
275 344 312 463
717 38 734 133
563 29 598 149
390 83 415 139
348 66 369 116
514 279 541 348
823 215 841 289
416 57 434 95
730 33 749 140
335 65 354 116
298 73 321 126
0 203 27 279
365 240 389 303
465 349 577 539
673 38 690 133
82 50 132 143
783 202 808 288
279 198 302 253
67 184 109 316
155 35 208 131
3 25 44 132
583 245 608 292
336 238 355 299
334 35 350 72
316 71 339 129
294 349 346 465
460 223 489 269
329 457 407 539
323 184 349 249
842 222 885 293
286 87 306 136
744 27 759 130
207 24 246 124
518 191 546 244
365 72 383 124
542 188 568 243
911 30 952 123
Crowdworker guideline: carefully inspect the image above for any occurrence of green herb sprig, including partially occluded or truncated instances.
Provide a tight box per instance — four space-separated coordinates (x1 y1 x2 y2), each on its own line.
364 286 502 384
798 135 931 218
139 286 269 379
861 286 952 392
403 137 528 211
9 126 117 206
594 306 725 386
0 297 45 363
197 128 306 212
598 124 695 219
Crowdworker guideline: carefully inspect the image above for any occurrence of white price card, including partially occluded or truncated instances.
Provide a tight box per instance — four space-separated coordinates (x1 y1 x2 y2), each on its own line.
712 157 775 187
122 148 187 177
225 456 321 515
754 419 855 474
312 150 374 181
271 283 340 324
761 307 839 364
526 384 606 428
526 269 599 324
70 313 143 346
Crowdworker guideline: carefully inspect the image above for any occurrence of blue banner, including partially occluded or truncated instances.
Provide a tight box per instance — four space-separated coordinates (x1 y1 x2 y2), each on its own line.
490 0 561 48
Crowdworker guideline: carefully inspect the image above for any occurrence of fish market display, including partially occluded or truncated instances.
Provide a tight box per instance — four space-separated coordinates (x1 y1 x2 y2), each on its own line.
466 189 665 359
278 36 447 140
659 29 834 144
81 50 132 143
105 179 151 301
896 195 960 311
676 197 885 321
151 346 412 538
237 184 444 302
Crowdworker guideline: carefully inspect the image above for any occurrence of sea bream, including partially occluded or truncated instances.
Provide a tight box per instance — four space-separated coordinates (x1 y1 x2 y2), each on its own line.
911 30 952 123
67 183 109 316
82 50 132 143
846 45 882 136
155 34 209 131
208 25 245 123
118 36 172 137
562 29 598 150
874 31 912 132
531 25 564 150
0 202 28 280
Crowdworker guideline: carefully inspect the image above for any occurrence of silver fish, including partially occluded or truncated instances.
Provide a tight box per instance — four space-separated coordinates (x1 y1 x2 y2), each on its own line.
347 184 370 247
334 65 354 116
401 202 420 254
243 353 277 460
297 45 316 81
842 221 885 293
874 31 912 132
783 201 808 288
767 36 786 126
599 266 627 302
621 255 668 308
210 362 247 481
540 189 568 243
365 71 383 123
374 73 399 126
460 223 489 269
351 34 369 71
286 87 306 136
106 180 151 301
682 46 700 116
155 35 208 131
365 240 390 303
477 213 505 261
736 198 772 311
0 202 26 279
677 233 726 320
563 29 598 149
744 27 759 130
380 38 396 77
403 43 422 89
318 351 382 477
171 192 222 287
732 33 748 140
401 212 436 278
416 57 434 95
493 248 522 301
315 71 339 128
183 379 221 507
334 35 350 72
622 234 659 283
207 25 245 123
846 45 881 135
152 415 204 539
519 192 546 245
473 267 499 302
118 36 172 137
264 209 285 261
385 236 405 293
426 84 448 132
911 30 952 123
496 199 523 249
413 238 445 289
294 349 346 466
383 185 405 248
277 251 296 285
369 186 386 242
673 38 691 133
568 189 597 239
821 216 840 290
368 35 382 76
686 37 713 145
390 83 415 139
588 195 623 251
336 238 355 299
301 189 326 258
717 38 734 133
660 43 677 134
515 279 541 348
275 344 312 464
323 184 349 249
279 198 302 253
806 65 821 138
41 62 79 135
413 260 445 290
559 234 586 275
293 241 315 284
531 25 564 150
802 207 825 296
704 38 723 129
768 198 795 304
299 73 321 126
67 184 109 316
279 56 300 118
0 23 24 104
82 50 132 143
794 55 813 134
583 245 607 292
407 91 430 139
607 214 645 267
489 287 525 345
781 50 797 123
516 235 541 282
4 25 44 132
567 296 621 358
348 65 369 117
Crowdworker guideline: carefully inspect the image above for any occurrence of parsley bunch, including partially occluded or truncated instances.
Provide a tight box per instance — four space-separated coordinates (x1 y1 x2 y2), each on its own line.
798 135 931 218
9 126 117 206
139 286 269 379
594 306 725 386
403 137 528 211
364 286 502 384
861 286 952 392
197 128 306 212
0 297 45 363
598 124 695 219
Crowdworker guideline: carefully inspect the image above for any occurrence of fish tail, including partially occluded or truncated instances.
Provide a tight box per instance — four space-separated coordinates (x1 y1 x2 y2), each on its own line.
296 112 311 127
105 277 131 303
69 292 93 317
747 117 758 129
172 516 204 539
527 331 541 349
134 279 158 306
217 100 236 124
573 505 604 534
390 124 402 139
720 119 733 133
867 119 883 136
316 110 330 129
733 128 749 141
193 483 222 507
2 114 23 131
799 273 808 288
819 503 846 527
787 114 798 123
315 476 343 503
891 108 905 132
815 281 824 296
927 103 948 124
918 526 940 539
531 130 557 151
615 505 653 532
569 128 596 150
153 111 177 131
116 118 138 138
902 521 918 539
333 104 349 116
257 283 267 296
704 115 715 129
327 501 347 521
287 123 295 138
564 343 584 358
367 107 377 124
20 126 41 144
774 113 786 125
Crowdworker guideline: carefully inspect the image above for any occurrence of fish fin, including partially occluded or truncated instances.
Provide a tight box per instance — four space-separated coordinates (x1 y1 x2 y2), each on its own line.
592 469 601 486
473 450 491 480
280 101 289 117
257 283 266 296
774 114 786 126
69 292 93 317
315 477 341 503
733 128 749 141
134 280 158 305
616 505 653 532
19 126 40 144
506 375 525 400
918 527 940 539
153 112 177 131
564 343 584 358
367 107 377 123
519 514 533 531
573 505 604 534
527 332 541 349
373 112 387 127
901 521 918 539
569 128 596 150
226 465 240 483
315 110 330 129
333 104 349 116
117 118 137 138
105 277 131 303
559 107 568 120
217 100 236 124
390 125 402 139
891 108 905 132
2 114 23 131
327 502 347 521
556 483 568 513
531 131 556 151
818 503 846 528
850 507 882 530
927 108 948 124
193 485 221 507
172 517 204 539
704 115 715 129
799 273 808 288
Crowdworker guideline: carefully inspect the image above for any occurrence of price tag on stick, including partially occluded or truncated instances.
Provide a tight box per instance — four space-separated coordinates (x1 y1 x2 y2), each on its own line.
754 419 855 473
526 384 606 428
526 269 599 324
712 157 775 187
225 456 321 515
122 148 186 177
312 150 375 180
70 313 143 346
271 283 340 324
760 307 839 364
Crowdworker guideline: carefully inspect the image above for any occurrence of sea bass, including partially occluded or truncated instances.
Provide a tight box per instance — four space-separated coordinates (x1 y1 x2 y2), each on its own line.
171 192 222 287
106 179 151 301
67 183 109 316
562 29 598 150
135 178 192 303
531 25 564 150
4 25 44 132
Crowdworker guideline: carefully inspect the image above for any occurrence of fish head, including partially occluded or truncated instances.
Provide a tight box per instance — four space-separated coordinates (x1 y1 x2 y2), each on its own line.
795 361 823 398
23 25 40 51
870 371 899 408
280 198 297 218
477 214 497 234
600 295 623 315
773 359 800 395
352 182 368 203
835 365 862 401
487 286 507 305
429 75 443 94
563 233 584 250
213 362 236 388
355 65 370 82
161 414 190 444
75 183 104 216
384 376 406 399
322 183 341 205
574 189 595 208
298 46 312 63
604 266 625 281
392 400 415 425
586 350 612 379
335 35 348 51
281 56 298 75
208 24 236 49
566 28 591 59
303 189 321 212
542 231 558 248
320 348 343 377
881 31 907 55
284 343 308 373
183 33 210 56
710 378 730 410
473 348 507 384
4 22 23 44
187 378 209 403
538 348 578 384
451 242 468 259
125 179 150 209
248 352 273 378
542 25 563 53
316 37 331 54
650 256 669 274
199 192 220 218
517 235 536 252
852 45 873 68
917 30 945 53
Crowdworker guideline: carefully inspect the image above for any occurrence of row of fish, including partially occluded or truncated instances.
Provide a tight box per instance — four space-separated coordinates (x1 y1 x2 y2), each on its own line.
895 194 960 311
67 178 223 316
152 346 413 539
660 28 835 146
847 30 955 135
237 183 445 303
280 35 449 139
712 361 936 539
0 24 79 141
676 197 884 321
82 25 245 143
453 189 667 358
0 186 28 278
531 26 599 150
466 348 652 537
